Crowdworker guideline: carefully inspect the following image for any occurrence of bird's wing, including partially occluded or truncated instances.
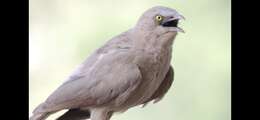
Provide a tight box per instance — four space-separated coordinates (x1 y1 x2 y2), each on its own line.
62 31 133 85
33 45 142 114
142 65 174 107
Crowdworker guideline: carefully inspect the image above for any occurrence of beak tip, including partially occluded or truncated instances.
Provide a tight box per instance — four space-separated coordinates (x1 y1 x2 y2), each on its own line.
179 15 185 21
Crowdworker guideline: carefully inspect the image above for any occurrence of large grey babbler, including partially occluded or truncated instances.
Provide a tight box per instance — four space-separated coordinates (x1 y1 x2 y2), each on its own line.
30 6 185 120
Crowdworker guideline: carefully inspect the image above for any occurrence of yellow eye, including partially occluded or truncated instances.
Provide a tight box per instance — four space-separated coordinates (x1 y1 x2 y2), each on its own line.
155 15 163 22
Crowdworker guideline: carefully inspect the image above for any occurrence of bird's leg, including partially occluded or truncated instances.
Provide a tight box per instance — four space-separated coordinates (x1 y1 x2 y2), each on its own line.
56 108 90 120
90 108 112 120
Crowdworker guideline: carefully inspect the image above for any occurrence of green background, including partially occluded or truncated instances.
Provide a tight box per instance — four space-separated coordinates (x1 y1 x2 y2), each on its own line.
29 0 231 120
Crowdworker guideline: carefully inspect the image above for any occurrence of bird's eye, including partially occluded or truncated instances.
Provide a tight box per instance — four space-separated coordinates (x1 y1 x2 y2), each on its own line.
155 15 164 23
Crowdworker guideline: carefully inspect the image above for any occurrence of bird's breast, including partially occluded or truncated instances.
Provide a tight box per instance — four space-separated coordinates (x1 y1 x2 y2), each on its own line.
130 48 172 105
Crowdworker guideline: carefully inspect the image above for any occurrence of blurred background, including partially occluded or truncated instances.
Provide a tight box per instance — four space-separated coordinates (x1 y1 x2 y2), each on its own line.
29 0 231 120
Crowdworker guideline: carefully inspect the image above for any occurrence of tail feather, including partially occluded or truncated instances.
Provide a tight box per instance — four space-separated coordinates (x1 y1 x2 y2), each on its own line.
29 112 51 120
32 103 46 114
30 102 56 120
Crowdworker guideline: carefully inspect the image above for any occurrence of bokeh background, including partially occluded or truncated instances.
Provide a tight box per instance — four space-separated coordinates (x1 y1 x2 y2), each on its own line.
29 0 231 120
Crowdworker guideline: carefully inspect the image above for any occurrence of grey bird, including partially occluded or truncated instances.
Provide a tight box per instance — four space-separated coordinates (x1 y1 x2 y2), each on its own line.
30 6 185 120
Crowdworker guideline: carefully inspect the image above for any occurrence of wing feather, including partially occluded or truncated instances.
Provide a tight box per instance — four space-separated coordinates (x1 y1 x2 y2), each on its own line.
141 66 174 107
35 48 142 113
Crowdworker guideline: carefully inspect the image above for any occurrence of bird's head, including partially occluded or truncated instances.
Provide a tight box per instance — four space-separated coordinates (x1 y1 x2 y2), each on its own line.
135 6 185 34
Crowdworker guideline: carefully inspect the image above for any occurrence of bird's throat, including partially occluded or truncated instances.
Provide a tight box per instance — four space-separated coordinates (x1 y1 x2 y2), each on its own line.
129 28 176 51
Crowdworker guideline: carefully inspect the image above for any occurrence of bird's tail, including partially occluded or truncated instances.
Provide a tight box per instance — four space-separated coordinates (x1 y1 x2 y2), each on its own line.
30 102 55 120
29 112 52 120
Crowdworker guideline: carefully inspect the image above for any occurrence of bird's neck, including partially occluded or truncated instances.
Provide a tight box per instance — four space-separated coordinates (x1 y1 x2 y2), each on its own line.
129 28 176 52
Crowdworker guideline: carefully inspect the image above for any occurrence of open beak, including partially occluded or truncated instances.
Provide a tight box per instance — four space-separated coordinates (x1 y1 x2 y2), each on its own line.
161 14 185 33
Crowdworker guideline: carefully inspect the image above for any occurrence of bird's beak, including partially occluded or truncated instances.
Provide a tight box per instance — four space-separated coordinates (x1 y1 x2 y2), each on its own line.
161 14 185 33
174 14 185 21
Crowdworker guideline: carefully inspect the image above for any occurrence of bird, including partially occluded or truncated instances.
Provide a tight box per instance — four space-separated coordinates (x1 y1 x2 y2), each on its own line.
30 6 185 120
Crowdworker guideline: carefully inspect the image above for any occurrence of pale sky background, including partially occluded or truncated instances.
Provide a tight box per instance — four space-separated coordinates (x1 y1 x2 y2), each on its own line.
29 0 231 120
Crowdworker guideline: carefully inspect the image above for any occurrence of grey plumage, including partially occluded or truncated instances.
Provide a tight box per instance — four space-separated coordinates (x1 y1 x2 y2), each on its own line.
30 6 184 120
